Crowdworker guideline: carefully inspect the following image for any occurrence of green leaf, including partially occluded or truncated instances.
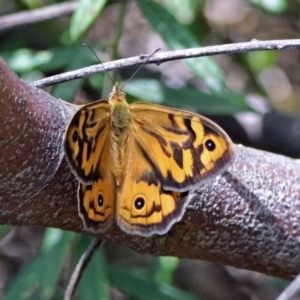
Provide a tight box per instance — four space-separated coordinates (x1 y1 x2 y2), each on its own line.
77 236 109 300
251 0 287 13
0 225 12 239
5 230 74 300
1 49 53 73
42 227 65 252
108 265 197 300
156 257 179 285
1 45 105 101
70 0 108 41
19 0 43 9
39 230 75 299
1 46 88 74
137 0 225 93
162 0 199 24
246 51 276 74
50 46 97 101
124 79 252 114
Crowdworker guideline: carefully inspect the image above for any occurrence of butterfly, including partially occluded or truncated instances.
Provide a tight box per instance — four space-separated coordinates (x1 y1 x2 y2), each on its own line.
64 84 236 237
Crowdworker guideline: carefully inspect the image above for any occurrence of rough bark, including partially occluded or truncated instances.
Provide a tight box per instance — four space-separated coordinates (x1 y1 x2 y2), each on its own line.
0 57 299 279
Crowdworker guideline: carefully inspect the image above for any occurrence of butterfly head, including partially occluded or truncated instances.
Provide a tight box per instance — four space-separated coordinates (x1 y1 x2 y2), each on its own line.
109 83 128 109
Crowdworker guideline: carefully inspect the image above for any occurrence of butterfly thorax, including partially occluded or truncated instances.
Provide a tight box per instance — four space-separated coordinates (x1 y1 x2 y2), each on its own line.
109 86 131 186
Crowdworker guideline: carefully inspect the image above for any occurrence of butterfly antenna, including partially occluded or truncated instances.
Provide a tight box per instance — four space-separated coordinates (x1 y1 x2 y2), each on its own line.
83 43 116 87
120 48 161 91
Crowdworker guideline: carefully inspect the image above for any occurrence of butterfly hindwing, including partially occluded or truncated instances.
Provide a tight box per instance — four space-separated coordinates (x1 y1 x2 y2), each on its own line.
79 176 115 233
116 134 191 236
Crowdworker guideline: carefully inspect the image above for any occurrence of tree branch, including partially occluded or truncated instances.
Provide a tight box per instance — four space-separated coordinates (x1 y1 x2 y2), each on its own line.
0 2 78 33
1 55 300 280
31 38 300 88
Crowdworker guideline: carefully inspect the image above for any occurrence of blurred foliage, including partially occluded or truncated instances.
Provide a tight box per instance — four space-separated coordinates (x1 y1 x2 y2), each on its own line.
0 0 298 299
70 0 108 41
251 0 287 13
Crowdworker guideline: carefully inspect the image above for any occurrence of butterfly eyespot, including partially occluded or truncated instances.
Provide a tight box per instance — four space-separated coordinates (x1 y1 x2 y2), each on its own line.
72 130 79 143
97 193 104 207
205 139 216 151
134 197 145 210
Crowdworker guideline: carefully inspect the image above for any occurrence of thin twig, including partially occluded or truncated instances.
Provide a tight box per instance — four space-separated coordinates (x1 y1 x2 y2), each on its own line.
275 273 300 300
64 238 104 300
30 38 300 88
0 2 78 33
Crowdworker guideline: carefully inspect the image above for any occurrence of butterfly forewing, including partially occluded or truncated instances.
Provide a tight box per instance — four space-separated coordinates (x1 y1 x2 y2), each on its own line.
130 103 235 192
64 100 111 184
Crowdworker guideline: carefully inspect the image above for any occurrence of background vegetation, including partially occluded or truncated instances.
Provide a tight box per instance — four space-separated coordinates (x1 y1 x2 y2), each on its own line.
0 0 298 299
